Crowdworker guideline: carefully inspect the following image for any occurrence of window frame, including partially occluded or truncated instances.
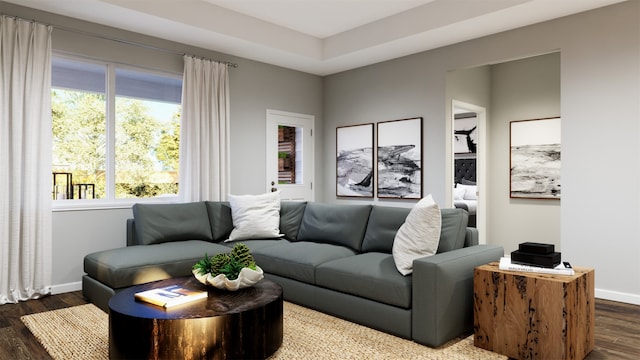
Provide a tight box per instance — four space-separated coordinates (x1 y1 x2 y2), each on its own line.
52 53 182 211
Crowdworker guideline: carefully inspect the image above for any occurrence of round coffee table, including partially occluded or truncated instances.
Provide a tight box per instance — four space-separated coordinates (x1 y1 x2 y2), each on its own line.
108 276 283 360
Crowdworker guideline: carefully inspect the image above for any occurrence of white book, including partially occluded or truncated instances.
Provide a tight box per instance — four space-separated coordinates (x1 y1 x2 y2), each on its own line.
499 257 575 276
135 284 207 308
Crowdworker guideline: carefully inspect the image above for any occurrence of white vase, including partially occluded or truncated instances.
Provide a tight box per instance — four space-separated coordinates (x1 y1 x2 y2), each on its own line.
192 266 264 291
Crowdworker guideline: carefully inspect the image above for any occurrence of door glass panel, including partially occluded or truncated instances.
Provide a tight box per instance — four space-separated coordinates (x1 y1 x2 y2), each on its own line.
278 125 303 184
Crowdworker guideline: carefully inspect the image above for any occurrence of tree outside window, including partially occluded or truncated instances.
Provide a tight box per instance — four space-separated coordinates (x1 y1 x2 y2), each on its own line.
51 56 182 201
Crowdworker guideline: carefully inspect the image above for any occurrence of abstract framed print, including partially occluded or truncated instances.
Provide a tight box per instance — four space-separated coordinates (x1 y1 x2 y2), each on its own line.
377 117 422 199
336 123 374 198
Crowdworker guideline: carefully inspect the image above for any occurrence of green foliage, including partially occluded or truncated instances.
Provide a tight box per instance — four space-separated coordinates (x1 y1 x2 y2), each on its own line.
230 243 256 268
192 253 214 275
156 118 180 171
52 90 107 197
219 257 245 281
52 89 181 199
192 244 257 280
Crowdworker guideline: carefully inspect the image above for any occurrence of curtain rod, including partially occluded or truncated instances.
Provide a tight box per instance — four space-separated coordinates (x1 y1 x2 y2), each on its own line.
1 13 238 68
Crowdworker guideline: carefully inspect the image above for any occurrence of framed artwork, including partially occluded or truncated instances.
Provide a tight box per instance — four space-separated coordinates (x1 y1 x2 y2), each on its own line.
336 123 374 197
510 117 561 199
454 114 478 154
377 117 422 199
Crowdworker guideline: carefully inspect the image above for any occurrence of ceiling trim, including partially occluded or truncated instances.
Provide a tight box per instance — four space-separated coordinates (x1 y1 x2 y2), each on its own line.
1 0 627 75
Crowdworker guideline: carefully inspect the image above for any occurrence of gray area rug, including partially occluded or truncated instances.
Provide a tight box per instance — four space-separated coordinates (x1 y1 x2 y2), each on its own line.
21 301 506 359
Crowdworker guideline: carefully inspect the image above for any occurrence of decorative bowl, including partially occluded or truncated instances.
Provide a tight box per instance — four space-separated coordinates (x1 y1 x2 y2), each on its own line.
192 266 264 291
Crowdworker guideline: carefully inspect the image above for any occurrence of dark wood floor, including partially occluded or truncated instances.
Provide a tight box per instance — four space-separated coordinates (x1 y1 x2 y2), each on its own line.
0 292 638 359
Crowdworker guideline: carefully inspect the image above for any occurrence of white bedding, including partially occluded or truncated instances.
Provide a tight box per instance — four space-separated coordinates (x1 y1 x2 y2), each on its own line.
454 199 477 214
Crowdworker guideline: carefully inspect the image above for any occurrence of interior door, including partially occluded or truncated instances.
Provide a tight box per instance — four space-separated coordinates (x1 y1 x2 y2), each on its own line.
266 109 314 201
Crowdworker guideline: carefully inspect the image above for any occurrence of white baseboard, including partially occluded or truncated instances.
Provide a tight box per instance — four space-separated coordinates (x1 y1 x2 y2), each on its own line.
51 281 82 295
596 288 640 305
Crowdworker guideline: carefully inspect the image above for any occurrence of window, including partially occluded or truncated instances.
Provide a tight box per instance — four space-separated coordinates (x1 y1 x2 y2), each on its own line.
51 56 182 202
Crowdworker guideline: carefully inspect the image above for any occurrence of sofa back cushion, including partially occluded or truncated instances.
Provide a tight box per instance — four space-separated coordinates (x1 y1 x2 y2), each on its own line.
132 202 213 245
437 208 469 253
204 202 234 242
280 201 307 241
362 206 411 253
204 201 306 242
361 206 470 254
297 203 372 252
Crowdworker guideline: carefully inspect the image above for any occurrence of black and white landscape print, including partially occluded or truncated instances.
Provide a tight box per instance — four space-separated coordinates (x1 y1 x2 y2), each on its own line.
377 118 422 199
336 124 374 197
510 117 561 199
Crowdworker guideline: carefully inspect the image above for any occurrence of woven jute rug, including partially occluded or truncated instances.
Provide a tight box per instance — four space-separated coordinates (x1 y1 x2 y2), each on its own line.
21 301 506 359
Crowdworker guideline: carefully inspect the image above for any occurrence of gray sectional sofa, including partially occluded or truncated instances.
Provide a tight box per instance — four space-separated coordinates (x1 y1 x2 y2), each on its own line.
82 201 503 347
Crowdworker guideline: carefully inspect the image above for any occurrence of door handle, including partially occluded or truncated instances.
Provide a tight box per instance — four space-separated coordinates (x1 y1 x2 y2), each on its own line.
271 187 278 192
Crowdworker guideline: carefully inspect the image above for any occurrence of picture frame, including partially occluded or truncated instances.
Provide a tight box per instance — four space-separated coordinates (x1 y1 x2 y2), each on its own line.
510 117 561 199
377 117 423 199
336 123 374 198
454 113 478 154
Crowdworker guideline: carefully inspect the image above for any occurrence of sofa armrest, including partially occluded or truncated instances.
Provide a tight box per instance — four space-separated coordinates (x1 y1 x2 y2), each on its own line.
411 244 504 347
126 218 136 246
464 227 479 247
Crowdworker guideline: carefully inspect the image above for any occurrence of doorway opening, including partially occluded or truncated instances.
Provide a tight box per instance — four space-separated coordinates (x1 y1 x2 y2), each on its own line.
452 100 486 243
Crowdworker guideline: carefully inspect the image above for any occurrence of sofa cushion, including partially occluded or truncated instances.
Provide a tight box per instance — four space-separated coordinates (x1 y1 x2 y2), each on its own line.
204 201 234 242
437 208 469 253
280 201 307 241
251 242 357 284
392 195 442 275
297 203 372 252
227 191 283 241
316 253 412 308
84 240 230 289
361 206 411 253
132 202 213 245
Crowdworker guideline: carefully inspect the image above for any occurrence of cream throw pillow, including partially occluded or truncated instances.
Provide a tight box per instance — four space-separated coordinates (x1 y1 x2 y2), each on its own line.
227 191 282 242
392 194 442 276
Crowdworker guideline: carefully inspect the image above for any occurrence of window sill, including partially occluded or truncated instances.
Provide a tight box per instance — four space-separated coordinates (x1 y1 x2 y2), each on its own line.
52 196 180 212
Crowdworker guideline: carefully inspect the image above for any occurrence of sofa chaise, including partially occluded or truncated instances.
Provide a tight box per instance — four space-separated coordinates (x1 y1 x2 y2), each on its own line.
83 200 503 347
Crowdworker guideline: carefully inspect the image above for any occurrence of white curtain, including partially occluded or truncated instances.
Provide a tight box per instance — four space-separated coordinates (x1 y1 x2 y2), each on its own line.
0 16 53 304
180 55 230 201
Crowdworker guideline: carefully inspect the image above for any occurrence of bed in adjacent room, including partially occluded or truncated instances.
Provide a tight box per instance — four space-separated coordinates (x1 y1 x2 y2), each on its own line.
454 158 477 227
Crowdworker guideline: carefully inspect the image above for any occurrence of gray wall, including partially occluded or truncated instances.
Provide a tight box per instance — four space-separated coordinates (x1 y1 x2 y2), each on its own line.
323 2 639 304
489 53 561 254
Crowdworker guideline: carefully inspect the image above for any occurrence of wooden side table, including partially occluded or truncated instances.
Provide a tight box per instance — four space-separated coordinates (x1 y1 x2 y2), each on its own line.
473 262 594 360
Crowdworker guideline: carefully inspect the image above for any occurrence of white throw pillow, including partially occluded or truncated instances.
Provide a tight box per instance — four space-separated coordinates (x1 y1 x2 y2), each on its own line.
457 184 478 200
392 194 442 276
227 191 282 242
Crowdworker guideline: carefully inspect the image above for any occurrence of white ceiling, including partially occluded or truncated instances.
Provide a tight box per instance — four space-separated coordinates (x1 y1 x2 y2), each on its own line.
6 0 626 75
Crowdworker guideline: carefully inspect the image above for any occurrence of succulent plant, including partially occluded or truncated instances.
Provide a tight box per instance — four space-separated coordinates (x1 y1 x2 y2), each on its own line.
230 243 256 269
193 243 257 279
192 253 214 276
210 253 231 275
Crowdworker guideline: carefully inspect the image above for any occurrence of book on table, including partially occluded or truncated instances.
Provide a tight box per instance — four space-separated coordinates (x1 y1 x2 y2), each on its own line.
499 257 575 276
134 284 208 308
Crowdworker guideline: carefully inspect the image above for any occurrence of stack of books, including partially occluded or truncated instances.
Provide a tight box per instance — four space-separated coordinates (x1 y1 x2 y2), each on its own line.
511 242 561 268
499 257 575 276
